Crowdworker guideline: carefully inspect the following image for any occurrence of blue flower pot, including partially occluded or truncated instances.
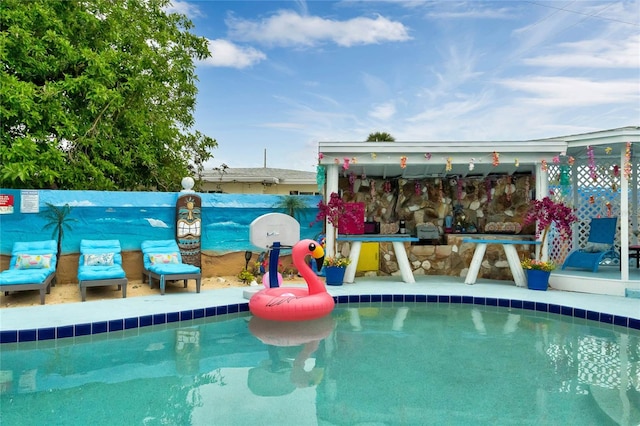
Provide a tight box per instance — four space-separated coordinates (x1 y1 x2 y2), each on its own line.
325 266 346 286
526 269 550 291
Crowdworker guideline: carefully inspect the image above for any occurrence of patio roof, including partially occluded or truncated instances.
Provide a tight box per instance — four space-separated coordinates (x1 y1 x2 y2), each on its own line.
318 126 639 179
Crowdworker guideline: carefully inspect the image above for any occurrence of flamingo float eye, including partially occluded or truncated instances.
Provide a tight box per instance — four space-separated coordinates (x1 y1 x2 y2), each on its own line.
308 242 316 251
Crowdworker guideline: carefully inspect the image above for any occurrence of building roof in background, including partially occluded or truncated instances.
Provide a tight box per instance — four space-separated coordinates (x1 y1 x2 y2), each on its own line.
200 167 316 185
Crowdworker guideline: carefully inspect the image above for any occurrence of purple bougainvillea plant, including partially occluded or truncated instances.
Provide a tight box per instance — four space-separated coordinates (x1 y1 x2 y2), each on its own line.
312 192 360 264
523 195 578 251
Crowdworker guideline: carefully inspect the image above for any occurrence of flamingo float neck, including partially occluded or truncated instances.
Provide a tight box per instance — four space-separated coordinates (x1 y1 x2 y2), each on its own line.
292 242 326 295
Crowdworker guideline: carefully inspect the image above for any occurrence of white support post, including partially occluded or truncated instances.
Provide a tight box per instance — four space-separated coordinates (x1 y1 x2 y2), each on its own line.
620 148 629 281
535 163 549 261
325 164 339 257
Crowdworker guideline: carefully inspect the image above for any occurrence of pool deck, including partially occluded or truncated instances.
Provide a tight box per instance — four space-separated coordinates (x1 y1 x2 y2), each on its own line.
1 275 639 340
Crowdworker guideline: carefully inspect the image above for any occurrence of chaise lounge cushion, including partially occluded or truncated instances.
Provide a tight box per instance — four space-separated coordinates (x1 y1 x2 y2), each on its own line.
141 240 201 295
0 240 57 283
0 240 58 304
77 240 127 301
146 262 200 275
0 268 53 284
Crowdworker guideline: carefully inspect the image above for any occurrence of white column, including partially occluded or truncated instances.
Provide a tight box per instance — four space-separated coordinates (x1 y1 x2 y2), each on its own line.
325 164 340 257
535 163 549 261
620 148 629 281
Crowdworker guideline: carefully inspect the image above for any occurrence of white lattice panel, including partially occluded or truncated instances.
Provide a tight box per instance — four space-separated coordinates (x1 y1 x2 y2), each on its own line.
547 158 638 266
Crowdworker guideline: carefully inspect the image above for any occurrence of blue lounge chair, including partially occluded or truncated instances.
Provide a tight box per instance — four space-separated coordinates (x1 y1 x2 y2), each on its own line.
0 240 57 305
77 239 127 302
141 240 201 295
562 217 619 272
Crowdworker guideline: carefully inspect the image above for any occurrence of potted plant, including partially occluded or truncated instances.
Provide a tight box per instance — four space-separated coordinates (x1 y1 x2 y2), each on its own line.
522 196 577 290
312 192 358 285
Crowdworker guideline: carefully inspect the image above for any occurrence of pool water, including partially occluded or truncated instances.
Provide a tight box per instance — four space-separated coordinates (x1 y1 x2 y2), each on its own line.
1 303 639 425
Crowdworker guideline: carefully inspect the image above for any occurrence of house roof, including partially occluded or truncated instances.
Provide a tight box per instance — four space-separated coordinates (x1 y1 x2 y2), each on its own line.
200 167 316 185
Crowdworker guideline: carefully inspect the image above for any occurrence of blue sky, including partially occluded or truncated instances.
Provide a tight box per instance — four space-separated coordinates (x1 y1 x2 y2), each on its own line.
168 1 639 172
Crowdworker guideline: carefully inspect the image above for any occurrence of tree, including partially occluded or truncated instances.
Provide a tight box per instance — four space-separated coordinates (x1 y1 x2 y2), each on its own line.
41 202 77 266
0 0 217 191
366 132 395 142
274 195 309 223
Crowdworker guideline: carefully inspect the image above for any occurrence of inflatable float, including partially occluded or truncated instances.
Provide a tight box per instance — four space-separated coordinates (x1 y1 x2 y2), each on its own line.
248 315 335 393
249 239 335 321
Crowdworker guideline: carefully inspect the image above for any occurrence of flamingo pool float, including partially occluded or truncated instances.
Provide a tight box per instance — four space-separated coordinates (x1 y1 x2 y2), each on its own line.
249 239 335 321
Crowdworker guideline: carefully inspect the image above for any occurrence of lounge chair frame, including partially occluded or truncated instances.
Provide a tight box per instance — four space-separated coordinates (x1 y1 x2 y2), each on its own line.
0 240 57 305
79 277 127 302
562 217 619 272
143 270 201 295
2 274 55 305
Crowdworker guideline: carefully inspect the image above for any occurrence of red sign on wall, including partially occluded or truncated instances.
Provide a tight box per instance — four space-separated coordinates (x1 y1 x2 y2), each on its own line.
0 194 14 214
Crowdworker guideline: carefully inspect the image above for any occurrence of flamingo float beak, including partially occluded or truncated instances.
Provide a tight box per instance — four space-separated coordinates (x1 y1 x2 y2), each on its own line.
310 243 325 270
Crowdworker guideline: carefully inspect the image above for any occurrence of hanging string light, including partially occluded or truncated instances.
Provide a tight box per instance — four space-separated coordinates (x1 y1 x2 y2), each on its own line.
492 151 500 166
400 156 407 168
624 142 632 181
342 158 350 170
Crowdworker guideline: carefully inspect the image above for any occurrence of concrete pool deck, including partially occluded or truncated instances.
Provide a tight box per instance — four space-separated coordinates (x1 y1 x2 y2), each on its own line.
1 275 639 342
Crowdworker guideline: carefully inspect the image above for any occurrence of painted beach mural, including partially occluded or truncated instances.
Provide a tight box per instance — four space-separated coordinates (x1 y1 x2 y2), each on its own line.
0 189 322 283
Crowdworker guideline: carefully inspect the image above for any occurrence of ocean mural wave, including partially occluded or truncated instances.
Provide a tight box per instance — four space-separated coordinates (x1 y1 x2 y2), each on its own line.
0 189 322 255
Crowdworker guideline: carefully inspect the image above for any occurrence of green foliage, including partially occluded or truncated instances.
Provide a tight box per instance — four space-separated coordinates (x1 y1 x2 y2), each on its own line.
237 269 255 284
0 0 217 190
366 132 395 142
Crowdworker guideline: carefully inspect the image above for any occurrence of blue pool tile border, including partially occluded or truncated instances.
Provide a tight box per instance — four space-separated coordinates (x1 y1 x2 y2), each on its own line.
1 293 639 343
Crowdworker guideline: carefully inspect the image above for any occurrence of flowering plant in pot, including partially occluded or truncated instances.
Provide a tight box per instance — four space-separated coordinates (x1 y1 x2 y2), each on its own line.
312 192 360 262
521 195 576 290
323 255 352 268
521 258 555 272
522 196 577 250
312 192 359 285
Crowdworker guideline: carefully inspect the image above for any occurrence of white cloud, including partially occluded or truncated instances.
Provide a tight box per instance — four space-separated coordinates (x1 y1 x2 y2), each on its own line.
500 76 639 107
226 10 411 47
524 34 640 68
369 102 396 120
165 1 202 18
199 39 266 68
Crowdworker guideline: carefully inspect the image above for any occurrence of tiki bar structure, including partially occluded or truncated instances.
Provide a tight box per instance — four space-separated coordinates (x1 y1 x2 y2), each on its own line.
317 126 640 296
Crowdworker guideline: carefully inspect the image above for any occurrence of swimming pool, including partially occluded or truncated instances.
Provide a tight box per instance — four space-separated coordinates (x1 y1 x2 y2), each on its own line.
1 303 639 425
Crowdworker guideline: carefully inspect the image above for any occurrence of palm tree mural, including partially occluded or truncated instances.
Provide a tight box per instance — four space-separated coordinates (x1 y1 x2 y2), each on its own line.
274 195 309 223
366 132 395 142
41 203 77 267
